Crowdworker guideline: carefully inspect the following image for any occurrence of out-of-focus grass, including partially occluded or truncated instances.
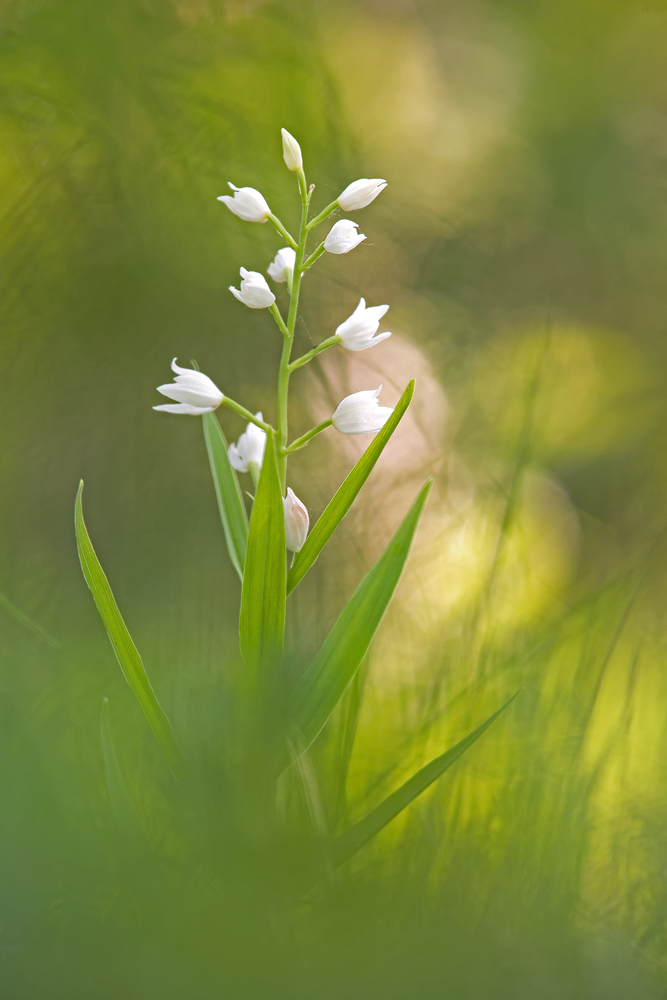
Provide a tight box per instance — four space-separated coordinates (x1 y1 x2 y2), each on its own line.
2 0 667 996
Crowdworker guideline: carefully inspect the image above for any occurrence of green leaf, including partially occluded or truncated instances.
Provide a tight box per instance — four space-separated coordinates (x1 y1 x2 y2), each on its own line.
239 430 286 675
101 698 146 844
291 478 432 755
202 412 248 581
75 483 181 774
332 692 520 866
287 380 415 596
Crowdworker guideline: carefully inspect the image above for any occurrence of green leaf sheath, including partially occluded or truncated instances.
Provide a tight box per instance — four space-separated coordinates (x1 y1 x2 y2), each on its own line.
287 380 415 595
74 483 181 773
291 478 432 755
239 431 286 675
100 698 146 844
202 412 248 581
332 692 520 866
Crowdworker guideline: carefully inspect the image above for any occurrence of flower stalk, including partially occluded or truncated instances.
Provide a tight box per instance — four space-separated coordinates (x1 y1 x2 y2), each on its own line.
283 419 333 455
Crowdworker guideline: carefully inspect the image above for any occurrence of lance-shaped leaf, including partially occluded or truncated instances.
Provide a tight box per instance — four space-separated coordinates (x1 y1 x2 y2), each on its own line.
291 478 432 754
75 483 181 773
287 380 415 595
202 412 248 581
332 692 519 867
239 430 286 674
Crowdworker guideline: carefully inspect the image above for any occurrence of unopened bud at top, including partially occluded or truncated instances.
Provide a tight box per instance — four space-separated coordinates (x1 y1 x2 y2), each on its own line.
153 359 224 415
337 178 387 212
283 488 309 552
281 128 303 172
218 183 270 223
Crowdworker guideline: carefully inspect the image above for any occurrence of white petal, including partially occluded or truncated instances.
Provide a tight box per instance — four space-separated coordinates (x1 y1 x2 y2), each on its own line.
153 403 215 415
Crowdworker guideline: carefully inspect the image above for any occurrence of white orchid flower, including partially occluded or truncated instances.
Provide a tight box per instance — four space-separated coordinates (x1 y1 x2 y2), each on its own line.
337 178 387 211
336 298 391 352
323 219 366 255
281 128 303 172
153 359 223 415
228 413 267 473
217 183 270 223
331 386 393 434
283 488 309 552
267 247 296 284
229 267 276 309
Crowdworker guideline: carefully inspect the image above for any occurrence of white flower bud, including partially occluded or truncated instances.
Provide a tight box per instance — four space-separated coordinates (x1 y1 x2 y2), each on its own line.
228 414 267 473
337 178 387 211
229 267 276 309
336 298 391 352
217 183 270 223
267 247 296 284
281 128 303 172
323 219 366 255
153 359 224 415
331 386 393 435
283 488 309 552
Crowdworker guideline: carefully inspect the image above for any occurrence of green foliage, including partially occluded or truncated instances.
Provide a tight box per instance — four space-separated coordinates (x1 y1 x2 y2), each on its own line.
291 480 433 755
332 692 519 866
239 431 286 676
287 379 415 595
75 482 181 773
202 412 248 582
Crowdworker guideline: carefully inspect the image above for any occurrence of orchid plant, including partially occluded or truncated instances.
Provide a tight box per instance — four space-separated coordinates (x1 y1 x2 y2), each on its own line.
74 128 514 867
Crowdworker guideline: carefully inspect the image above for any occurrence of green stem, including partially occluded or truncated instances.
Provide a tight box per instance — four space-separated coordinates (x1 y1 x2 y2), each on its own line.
221 398 272 432
284 419 333 455
276 168 311 491
249 462 260 489
301 243 326 271
270 303 290 339
288 336 340 372
268 213 298 250
306 200 339 231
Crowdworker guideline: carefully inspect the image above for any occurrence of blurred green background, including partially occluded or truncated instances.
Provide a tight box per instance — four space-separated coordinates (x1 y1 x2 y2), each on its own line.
3 0 667 996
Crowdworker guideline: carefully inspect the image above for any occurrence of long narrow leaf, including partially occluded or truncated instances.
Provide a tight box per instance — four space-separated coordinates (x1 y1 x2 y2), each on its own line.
287 380 415 595
291 478 432 754
202 412 248 581
332 692 519 866
75 483 181 773
239 430 286 675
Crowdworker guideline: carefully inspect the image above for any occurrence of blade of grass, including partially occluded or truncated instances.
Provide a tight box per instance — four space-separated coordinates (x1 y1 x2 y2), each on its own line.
202 411 248 581
239 430 286 676
290 478 432 755
75 482 181 774
0 591 60 649
287 380 415 596
101 698 146 845
332 692 520 866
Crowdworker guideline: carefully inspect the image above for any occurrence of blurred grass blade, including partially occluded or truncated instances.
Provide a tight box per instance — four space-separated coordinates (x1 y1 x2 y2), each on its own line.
287 380 415 596
291 478 432 754
75 482 181 773
239 431 286 674
101 698 146 845
332 692 520 866
202 412 248 581
0 591 60 649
